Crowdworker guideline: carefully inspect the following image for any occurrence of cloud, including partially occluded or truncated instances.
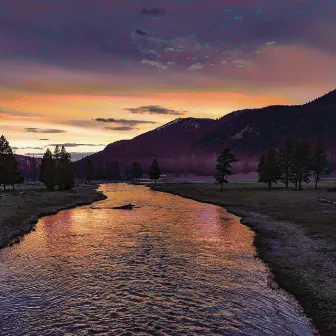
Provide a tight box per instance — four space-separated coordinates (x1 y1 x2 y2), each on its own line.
13 146 44 150
139 8 166 16
141 59 167 70
95 118 157 126
24 128 66 133
0 109 39 117
188 63 204 71
125 105 186 116
105 126 135 131
48 143 105 148
135 29 148 36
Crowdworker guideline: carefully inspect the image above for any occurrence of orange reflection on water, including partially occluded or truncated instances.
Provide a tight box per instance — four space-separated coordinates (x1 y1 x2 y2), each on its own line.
0 184 315 335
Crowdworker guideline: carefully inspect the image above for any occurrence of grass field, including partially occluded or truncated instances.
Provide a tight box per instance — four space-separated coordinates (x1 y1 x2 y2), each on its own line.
0 184 106 249
151 181 336 336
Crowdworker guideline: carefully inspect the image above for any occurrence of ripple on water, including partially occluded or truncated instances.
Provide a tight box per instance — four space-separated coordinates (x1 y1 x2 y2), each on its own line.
0 184 316 335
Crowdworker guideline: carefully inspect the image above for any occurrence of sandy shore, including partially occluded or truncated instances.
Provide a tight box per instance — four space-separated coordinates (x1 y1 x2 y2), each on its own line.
0 184 106 249
150 182 336 336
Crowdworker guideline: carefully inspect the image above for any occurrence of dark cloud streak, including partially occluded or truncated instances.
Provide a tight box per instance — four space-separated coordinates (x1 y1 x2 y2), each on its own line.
105 126 135 131
125 105 186 116
48 143 105 147
95 118 157 126
139 7 166 16
24 128 66 134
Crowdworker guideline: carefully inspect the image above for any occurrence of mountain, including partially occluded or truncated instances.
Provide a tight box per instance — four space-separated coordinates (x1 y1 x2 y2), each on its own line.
76 117 218 176
305 89 336 106
75 89 336 177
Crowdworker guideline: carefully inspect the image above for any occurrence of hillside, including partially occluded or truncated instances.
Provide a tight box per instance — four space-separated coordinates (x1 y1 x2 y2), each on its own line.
75 89 336 177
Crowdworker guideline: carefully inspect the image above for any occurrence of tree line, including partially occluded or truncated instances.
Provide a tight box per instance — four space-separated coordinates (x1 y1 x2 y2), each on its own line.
85 158 161 183
214 139 329 191
257 139 329 190
40 145 75 190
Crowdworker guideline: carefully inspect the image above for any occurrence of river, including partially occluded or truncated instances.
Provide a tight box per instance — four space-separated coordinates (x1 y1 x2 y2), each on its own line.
0 184 316 335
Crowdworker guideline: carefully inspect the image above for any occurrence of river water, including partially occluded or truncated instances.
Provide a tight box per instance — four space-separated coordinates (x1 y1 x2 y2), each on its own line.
0 184 315 335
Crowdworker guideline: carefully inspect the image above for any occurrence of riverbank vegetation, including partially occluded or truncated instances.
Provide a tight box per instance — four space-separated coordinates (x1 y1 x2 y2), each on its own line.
0 135 23 190
214 139 329 191
40 145 75 190
150 181 336 336
257 139 329 190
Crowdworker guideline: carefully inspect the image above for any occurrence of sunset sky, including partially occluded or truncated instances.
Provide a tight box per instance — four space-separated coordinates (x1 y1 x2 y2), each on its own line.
1 0 335 159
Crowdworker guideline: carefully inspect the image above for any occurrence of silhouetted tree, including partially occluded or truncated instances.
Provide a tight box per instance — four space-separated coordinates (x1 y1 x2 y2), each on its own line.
59 146 75 189
86 158 94 181
124 166 132 181
131 162 143 182
279 138 296 189
53 145 61 186
148 159 161 184
108 161 121 180
40 148 55 190
257 149 281 190
312 144 329 190
291 141 312 190
214 148 239 191
0 135 19 191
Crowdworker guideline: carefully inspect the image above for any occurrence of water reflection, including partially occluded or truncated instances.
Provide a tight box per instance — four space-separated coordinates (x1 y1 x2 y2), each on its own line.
0 184 315 335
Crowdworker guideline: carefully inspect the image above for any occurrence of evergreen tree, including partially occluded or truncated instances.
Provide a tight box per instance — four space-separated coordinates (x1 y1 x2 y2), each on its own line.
0 135 19 191
257 153 266 184
214 148 239 191
108 161 121 180
291 141 312 190
124 166 131 181
312 144 329 190
59 146 74 189
131 162 143 181
40 148 55 190
257 149 281 190
279 138 296 189
148 159 161 184
53 145 61 186
86 158 94 181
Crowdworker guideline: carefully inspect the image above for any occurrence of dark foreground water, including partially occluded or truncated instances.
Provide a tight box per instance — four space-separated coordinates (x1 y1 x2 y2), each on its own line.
0 184 315 335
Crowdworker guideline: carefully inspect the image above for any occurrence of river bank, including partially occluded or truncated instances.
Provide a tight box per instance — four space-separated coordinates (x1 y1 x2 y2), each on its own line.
150 182 336 336
0 184 106 249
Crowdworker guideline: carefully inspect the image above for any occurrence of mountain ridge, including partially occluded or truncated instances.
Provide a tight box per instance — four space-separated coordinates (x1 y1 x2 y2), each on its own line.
76 89 336 176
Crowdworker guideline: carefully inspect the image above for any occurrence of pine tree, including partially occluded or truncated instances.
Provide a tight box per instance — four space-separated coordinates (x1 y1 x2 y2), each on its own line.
86 158 94 181
53 145 61 186
279 138 296 189
124 166 131 181
131 162 143 181
0 135 19 191
59 146 74 189
214 148 239 191
312 144 329 190
257 149 281 190
291 141 312 190
40 148 55 190
148 159 161 184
